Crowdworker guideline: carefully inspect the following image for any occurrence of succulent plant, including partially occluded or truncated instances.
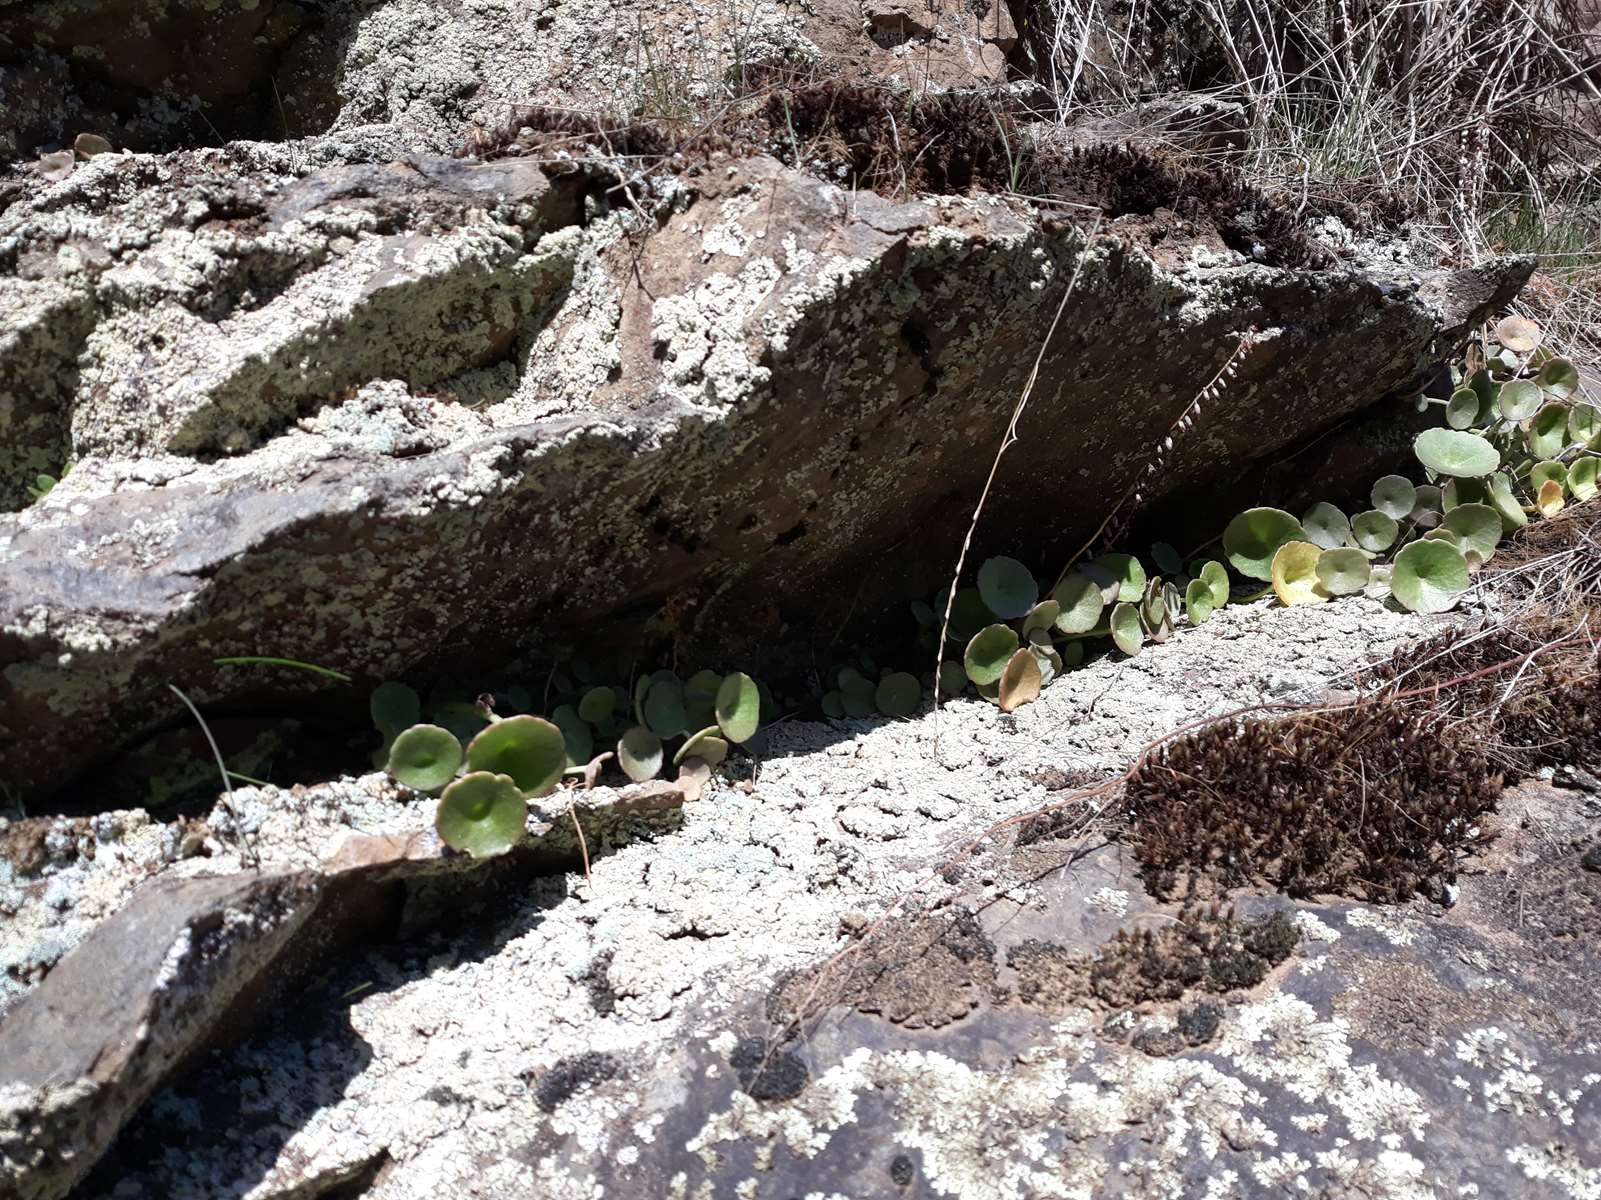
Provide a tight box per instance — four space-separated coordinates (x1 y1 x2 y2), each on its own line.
1351 509 1399 552
1488 471 1529 532
1371 475 1417 520
1197 560 1229 608
1408 484 1444 529
1299 502 1351 551
977 556 1039 620
578 685 616 724
387 724 464 792
1445 388 1480 429
1223 508 1306 581
938 661 968 696
1569 455 1599 501
371 682 422 740
1537 478 1566 517
875 671 922 717
466 715 566 797
1538 357 1579 398
1568 403 1601 448
1151 542 1184 574
674 725 729 767
1270 541 1329 606
618 725 664 782
1021 600 1060 636
435 772 526 858
1315 548 1370 596
642 675 688 738
1441 503 1503 563
1392 539 1469 613
1092 553 1147 603
1052 572 1105 634
1414 428 1499 478
1530 460 1568 494
1497 378 1542 421
1495 314 1542 353
998 648 1042 712
1528 403 1571 459
1105 602 1139 655
965 623 1020 685
551 703 594 767
1184 578 1217 625
715 672 762 742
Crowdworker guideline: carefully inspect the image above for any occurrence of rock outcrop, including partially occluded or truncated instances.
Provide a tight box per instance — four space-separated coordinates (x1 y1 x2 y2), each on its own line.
0 131 1528 800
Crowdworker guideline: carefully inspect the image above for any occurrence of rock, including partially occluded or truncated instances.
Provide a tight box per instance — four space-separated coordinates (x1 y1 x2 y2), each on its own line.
0 139 1528 802
0 775 684 1200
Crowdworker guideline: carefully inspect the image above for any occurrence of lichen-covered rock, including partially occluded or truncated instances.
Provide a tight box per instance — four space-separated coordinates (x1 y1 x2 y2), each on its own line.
0 139 1529 802
0 773 684 1200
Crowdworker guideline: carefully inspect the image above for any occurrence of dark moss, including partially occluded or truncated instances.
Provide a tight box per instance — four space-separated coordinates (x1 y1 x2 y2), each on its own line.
584 950 617 1016
729 1036 809 1102
534 1050 619 1112
1176 999 1223 1045
889 1152 916 1187
1127 704 1501 901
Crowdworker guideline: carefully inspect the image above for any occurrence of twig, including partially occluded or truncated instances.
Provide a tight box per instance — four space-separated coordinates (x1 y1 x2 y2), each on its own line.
167 683 260 870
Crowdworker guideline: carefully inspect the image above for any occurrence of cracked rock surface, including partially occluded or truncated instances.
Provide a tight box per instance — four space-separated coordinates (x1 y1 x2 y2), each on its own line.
4 588 1598 1198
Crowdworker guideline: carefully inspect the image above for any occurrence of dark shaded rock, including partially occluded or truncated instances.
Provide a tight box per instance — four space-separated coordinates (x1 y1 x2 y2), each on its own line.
0 142 1529 805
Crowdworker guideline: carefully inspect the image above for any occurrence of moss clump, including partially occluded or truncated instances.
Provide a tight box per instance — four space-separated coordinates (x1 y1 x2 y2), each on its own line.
1009 904 1298 1010
1126 704 1500 901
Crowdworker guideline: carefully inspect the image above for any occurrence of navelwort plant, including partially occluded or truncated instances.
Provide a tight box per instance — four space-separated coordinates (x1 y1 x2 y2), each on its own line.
374 668 765 857
1224 314 1598 617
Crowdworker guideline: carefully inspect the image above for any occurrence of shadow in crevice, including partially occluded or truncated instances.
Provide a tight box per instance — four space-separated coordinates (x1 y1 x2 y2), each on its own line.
70 870 573 1200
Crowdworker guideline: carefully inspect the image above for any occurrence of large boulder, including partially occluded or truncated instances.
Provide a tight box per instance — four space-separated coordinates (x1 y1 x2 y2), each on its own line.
0 135 1528 803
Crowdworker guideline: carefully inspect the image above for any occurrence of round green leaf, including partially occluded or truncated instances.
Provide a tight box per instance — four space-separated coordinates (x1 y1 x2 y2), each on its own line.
643 678 688 738
1021 600 1060 636
387 724 464 792
1184 578 1216 625
1351 509 1399 552
910 599 935 627
1271 541 1329 606
578 685 616 725
1151 542 1184 575
1223 508 1306 581
1569 403 1601 448
683 669 722 729
1531 460 1568 493
1467 369 1498 425
1092 553 1147 603
1443 477 1493 512
1498 378 1542 421
1568 455 1598 501
1199 560 1229 608
1529 403 1571 459
550 704 594 768
1442 503 1503 563
370 682 421 737
1488 471 1529 532
1424 527 1462 547
466 715 566 797
1410 484 1444 528
948 587 995 637
1063 640 1085 667
1109 602 1143 656
1315 548 1370 596
674 725 729 767
1392 539 1470 613
1539 357 1580 398
1445 388 1480 429
1300 501 1351 550
964 624 1020 685
436 772 526 858
715 672 761 743
977 556 1038 621
618 726 663 782
875 671 922 717
821 691 845 719
1051 572 1105 635
1414 428 1500 478
1371 475 1417 519
937 661 968 696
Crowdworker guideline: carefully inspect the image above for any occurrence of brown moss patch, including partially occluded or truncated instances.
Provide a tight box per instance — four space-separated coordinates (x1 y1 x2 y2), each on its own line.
1126 704 1500 903
770 907 1000 1030
1009 904 1298 1010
